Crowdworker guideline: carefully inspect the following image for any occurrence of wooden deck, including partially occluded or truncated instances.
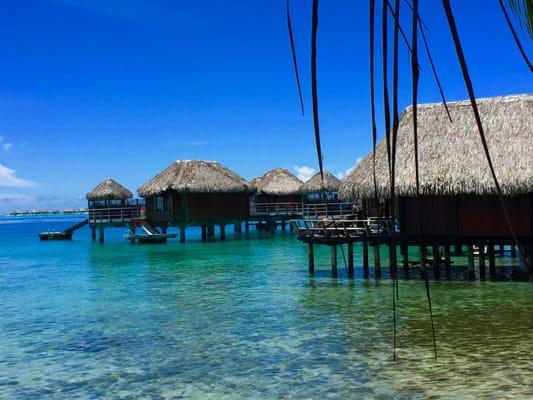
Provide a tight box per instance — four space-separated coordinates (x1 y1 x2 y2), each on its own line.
291 217 395 245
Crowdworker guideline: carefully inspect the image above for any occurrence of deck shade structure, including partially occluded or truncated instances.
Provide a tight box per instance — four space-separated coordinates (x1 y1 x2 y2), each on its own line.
86 178 133 208
339 94 533 242
300 171 342 202
250 168 303 204
138 160 251 226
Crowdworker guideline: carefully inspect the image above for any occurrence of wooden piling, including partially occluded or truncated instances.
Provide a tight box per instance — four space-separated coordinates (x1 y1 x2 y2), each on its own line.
432 244 440 279
467 244 475 280
362 241 369 279
331 245 338 278
389 241 397 279
179 226 186 243
511 245 517 258
308 243 315 274
220 225 226 241
401 242 409 277
488 243 496 280
347 242 354 278
98 227 104 243
201 226 207 241
373 243 381 279
498 244 504 256
444 245 451 276
129 227 136 244
233 223 241 234
91 227 96 241
479 243 486 281
207 226 215 237
281 220 286 232
245 221 249 233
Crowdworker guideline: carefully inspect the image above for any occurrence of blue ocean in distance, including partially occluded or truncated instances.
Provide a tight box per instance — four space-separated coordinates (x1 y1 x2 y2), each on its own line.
0 215 532 399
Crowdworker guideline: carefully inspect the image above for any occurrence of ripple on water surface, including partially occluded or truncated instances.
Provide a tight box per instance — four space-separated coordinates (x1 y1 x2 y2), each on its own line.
0 217 532 399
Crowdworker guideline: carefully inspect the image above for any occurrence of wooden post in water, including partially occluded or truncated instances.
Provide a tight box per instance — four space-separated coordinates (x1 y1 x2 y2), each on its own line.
388 241 397 279
373 243 381 279
511 245 517 258
479 243 486 281
281 220 286 232
233 223 241 234
220 225 226 241
179 226 186 243
98 226 104 243
401 242 409 278
498 244 504 256
444 245 451 276
201 226 207 241
331 245 338 278
432 244 440 280
467 244 475 280
245 221 249 233
129 227 136 244
518 244 528 272
207 226 215 237
91 227 96 241
347 242 354 278
362 240 369 279
308 243 315 274
488 243 496 280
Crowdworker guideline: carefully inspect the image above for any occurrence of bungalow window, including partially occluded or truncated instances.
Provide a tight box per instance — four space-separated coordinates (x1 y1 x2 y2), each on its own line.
154 196 165 212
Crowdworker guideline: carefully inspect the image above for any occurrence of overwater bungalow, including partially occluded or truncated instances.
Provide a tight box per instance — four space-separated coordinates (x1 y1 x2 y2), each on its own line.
86 178 133 208
339 94 533 277
86 178 140 241
299 171 353 217
138 160 251 241
249 168 303 227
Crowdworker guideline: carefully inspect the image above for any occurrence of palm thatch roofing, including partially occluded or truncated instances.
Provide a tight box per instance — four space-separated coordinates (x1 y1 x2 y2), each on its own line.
300 171 342 194
339 94 533 199
138 160 251 196
86 178 133 200
251 168 303 196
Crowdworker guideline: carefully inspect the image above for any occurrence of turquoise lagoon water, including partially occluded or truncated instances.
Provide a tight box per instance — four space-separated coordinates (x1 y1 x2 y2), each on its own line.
0 216 532 399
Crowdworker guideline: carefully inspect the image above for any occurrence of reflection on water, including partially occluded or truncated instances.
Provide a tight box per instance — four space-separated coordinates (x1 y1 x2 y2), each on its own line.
0 218 532 399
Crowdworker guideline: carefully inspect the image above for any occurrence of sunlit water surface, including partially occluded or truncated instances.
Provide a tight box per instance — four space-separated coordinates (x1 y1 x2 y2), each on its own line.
0 216 532 399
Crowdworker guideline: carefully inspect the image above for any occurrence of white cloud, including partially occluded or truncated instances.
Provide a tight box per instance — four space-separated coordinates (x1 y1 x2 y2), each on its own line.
0 164 37 188
0 193 33 204
0 137 13 152
294 165 316 182
336 157 363 180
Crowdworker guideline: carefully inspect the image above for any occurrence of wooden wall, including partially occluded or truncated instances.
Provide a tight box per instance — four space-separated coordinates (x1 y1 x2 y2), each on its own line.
399 194 533 239
145 192 250 224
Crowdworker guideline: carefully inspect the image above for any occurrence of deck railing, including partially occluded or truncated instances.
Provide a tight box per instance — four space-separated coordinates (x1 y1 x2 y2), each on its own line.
249 202 303 216
291 217 398 240
302 202 355 218
249 201 357 218
88 205 145 224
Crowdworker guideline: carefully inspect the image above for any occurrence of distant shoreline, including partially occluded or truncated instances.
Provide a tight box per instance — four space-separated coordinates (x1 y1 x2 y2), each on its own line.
5 210 88 217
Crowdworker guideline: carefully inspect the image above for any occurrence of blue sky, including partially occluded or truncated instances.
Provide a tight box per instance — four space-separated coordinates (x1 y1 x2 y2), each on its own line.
0 0 531 212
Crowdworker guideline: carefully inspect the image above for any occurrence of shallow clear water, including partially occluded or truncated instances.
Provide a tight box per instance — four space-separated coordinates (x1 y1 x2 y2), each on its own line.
1 216 532 399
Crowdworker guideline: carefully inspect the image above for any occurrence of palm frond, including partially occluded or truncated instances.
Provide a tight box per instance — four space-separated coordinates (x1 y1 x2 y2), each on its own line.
507 0 533 39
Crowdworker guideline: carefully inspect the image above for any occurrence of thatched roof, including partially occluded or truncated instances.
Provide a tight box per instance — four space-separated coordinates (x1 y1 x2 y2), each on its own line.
138 160 250 196
300 171 342 194
339 94 533 199
86 178 133 200
251 168 303 196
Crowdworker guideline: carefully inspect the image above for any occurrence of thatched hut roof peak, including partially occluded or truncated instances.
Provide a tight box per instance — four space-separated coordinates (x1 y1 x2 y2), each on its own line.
339 93 533 199
86 178 133 200
251 168 303 196
138 160 250 196
300 171 342 194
